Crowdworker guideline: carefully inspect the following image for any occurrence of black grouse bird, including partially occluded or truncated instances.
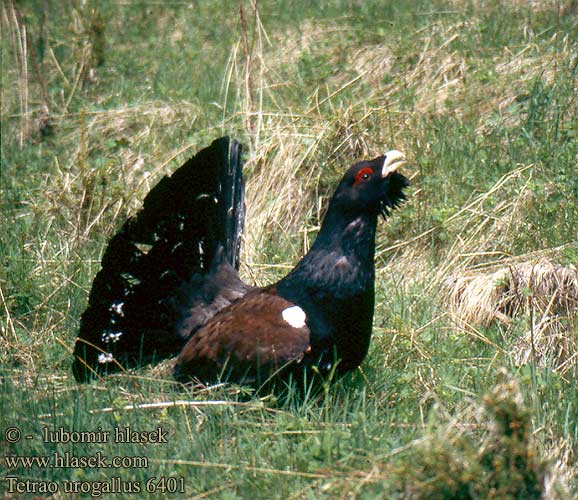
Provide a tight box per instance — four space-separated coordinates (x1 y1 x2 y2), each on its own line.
72 137 408 384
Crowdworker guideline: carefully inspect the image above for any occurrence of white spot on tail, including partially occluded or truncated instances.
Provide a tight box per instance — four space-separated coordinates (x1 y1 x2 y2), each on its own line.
97 352 114 364
101 331 123 343
282 306 307 328
110 302 125 317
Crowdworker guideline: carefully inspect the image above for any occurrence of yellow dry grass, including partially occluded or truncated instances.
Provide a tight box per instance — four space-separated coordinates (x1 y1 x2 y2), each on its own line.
446 261 577 374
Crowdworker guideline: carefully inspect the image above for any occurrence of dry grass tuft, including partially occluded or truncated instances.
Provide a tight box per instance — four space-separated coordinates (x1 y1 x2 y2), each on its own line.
446 261 578 326
446 261 577 374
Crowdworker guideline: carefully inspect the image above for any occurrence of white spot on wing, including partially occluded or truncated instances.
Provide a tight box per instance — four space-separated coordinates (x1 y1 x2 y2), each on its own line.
281 306 307 328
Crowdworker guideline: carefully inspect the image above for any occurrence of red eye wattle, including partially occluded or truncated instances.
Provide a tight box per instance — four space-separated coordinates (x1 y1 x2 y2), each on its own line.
354 167 373 185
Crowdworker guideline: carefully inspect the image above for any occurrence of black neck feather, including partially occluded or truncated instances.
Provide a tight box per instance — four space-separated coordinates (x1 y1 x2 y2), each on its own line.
277 202 378 297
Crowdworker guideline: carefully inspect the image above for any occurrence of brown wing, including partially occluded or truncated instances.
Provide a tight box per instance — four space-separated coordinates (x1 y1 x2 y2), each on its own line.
173 289 311 384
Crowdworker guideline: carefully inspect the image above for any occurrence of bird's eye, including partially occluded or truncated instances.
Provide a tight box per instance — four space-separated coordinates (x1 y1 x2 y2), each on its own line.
354 167 373 185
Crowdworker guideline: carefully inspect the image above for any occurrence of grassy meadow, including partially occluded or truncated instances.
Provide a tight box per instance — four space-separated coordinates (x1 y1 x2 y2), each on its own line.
1 0 577 498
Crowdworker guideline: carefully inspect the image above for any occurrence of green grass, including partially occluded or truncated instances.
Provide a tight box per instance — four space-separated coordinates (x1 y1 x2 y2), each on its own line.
1 0 577 498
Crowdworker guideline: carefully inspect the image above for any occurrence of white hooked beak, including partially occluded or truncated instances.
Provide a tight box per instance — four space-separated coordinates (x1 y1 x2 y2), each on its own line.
381 150 406 177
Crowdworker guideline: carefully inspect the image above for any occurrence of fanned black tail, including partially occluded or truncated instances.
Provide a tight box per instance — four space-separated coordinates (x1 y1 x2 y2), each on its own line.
73 137 247 382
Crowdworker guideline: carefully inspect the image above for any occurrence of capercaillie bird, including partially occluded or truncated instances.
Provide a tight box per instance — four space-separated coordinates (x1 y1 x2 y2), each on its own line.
72 136 409 385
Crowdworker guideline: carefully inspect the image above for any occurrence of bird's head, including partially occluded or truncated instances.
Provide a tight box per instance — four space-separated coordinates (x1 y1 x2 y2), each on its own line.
333 150 409 218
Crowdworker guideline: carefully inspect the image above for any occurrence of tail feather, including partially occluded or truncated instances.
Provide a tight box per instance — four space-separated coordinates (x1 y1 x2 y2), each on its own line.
73 136 246 382
222 139 245 270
